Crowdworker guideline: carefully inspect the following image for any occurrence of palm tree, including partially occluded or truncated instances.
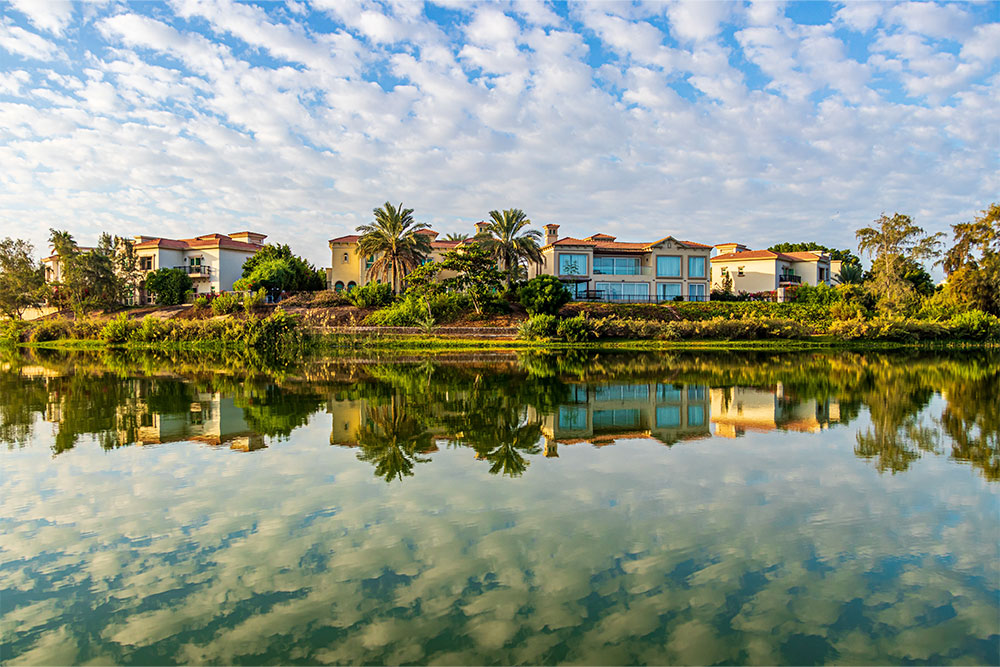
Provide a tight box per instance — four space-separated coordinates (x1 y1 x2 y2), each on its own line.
483 208 543 288
444 232 470 243
837 263 864 284
356 202 433 294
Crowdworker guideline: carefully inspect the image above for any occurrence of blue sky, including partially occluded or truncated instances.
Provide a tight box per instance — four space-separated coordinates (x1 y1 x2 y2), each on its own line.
0 1 997 268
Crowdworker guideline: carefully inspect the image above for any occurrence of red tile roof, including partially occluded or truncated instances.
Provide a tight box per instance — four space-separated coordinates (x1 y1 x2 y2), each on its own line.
329 235 361 244
712 249 828 263
133 233 264 252
545 235 710 252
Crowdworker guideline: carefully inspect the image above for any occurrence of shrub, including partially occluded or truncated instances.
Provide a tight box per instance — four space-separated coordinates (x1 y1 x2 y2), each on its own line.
101 313 135 344
211 292 241 315
591 317 678 340
670 317 813 340
144 268 193 306
795 283 841 306
517 314 559 340
0 319 29 343
244 308 302 351
132 316 166 343
948 310 1000 341
518 276 571 315
426 293 471 323
829 300 867 321
243 288 266 312
828 317 948 342
348 282 394 308
28 318 71 343
364 296 429 326
193 296 209 310
556 315 596 342
310 291 350 308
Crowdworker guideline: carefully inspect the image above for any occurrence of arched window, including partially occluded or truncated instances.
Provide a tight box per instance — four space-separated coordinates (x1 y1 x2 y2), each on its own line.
334 281 345 292
347 281 357 290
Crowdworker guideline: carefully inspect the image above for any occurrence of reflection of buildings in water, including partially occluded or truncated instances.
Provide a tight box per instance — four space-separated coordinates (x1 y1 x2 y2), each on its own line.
327 398 441 453
43 387 265 451
533 382 713 456
710 384 841 438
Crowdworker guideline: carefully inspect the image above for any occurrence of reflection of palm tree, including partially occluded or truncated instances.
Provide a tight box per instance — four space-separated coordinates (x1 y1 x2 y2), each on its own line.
464 410 542 478
356 397 434 482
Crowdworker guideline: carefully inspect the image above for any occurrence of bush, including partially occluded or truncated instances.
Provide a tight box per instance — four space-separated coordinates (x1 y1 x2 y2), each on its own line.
556 315 596 342
794 283 841 306
348 282 394 308
243 288 266 312
132 315 166 343
101 313 135 344
518 276 571 315
948 310 1000 341
591 317 678 340
517 314 559 340
211 292 241 315
669 317 813 340
311 291 351 308
827 317 948 342
193 296 209 310
28 319 72 343
364 296 429 326
144 268 193 306
0 319 29 343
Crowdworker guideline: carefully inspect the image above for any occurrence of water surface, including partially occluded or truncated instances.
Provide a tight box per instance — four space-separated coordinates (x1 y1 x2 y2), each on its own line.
1 349 998 665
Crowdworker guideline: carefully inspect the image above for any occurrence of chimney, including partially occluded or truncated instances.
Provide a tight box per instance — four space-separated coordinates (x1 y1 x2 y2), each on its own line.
474 221 490 236
544 224 560 246
715 242 748 255
230 231 267 246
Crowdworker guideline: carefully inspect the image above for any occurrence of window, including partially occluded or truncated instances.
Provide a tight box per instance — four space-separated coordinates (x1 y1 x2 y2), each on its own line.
594 384 649 402
190 257 202 266
687 385 706 400
687 405 705 426
558 253 588 275
334 281 345 292
593 409 640 428
139 257 153 271
558 406 588 430
689 284 707 302
347 281 357 290
737 266 745 277
342 253 349 263
594 256 640 275
656 406 681 428
595 282 649 301
657 384 683 402
657 282 682 302
688 256 706 278
656 255 681 277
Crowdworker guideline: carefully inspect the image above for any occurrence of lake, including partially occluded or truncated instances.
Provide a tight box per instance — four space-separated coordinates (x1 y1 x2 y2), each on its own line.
1 348 997 665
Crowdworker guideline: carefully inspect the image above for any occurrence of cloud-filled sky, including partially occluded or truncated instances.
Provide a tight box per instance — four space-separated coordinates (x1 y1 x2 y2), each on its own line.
0 0 997 268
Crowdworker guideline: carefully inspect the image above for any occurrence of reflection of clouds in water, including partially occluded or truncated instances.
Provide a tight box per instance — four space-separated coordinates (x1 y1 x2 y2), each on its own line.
2 412 998 665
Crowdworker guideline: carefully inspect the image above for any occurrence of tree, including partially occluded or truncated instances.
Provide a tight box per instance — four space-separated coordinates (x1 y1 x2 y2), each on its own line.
837 263 864 284
405 244 505 313
144 268 193 306
518 275 572 315
356 202 432 294
443 232 470 242
0 238 45 319
240 244 324 292
47 228 118 314
98 233 142 304
855 213 943 313
768 242 861 266
483 208 543 288
234 258 296 297
940 203 999 315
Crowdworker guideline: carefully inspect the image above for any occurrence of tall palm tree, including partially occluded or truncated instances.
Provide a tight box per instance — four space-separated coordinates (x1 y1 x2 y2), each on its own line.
444 232 470 243
484 209 543 288
356 202 432 294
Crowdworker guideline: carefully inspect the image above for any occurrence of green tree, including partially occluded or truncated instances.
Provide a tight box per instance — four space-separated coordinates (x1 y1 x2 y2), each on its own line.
940 203 999 315
518 275 571 315
768 242 861 266
855 213 943 314
239 244 324 292
356 202 432 294
836 263 864 284
443 232 469 242
47 229 117 314
438 244 505 314
144 268 193 305
0 238 46 319
234 258 296 297
483 208 543 288
98 233 142 305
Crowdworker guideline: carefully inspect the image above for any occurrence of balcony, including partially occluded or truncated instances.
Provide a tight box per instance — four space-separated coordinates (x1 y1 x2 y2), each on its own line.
778 274 801 285
174 265 212 278
593 266 651 276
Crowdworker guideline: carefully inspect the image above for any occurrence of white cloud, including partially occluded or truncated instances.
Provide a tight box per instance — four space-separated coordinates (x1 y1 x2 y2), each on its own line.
665 0 730 43
0 20 62 60
7 0 74 36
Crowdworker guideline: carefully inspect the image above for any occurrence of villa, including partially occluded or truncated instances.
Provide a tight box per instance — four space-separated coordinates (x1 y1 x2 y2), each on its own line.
43 231 267 304
528 225 713 302
710 243 834 295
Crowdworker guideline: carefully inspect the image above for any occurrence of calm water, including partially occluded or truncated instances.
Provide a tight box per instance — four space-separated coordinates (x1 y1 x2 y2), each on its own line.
1 348 998 665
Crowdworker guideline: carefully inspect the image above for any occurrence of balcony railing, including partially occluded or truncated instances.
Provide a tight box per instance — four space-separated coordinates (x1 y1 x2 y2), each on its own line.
174 265 212 277
592 266 651 276
573 290 709 303
778 274 801 285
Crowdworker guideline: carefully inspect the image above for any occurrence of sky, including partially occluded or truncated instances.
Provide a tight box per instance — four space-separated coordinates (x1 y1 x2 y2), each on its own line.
0 0 997 269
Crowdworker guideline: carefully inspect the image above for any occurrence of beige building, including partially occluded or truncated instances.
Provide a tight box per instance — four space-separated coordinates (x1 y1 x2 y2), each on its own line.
710 243 833 295
529 225 713 302
43 231 266 304
327 228 470 292
710 385 841 438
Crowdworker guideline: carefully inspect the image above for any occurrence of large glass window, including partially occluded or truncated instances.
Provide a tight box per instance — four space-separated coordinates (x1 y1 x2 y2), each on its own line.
595 282 649 301
558 406 588 430
656 406 681 428
687 385 707 400
687 405 705 426
657 255 682 277
594 384 649 402
657 282 682 301
558 254 588 275
688 256 706 278
656 384 683 402
594 256 640 275
689 283 707 302
593 409 640 428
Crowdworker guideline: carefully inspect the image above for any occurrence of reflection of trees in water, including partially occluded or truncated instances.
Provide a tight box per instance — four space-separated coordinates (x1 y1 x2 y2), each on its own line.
940 371 1000 481
355 397 434 482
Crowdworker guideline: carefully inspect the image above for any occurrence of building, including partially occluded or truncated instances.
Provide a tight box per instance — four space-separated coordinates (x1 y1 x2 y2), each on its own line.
710 385 841 438
528 225 713 302
710 243 833 295
327 227 470 292
43 231 266 304
131 232 266 302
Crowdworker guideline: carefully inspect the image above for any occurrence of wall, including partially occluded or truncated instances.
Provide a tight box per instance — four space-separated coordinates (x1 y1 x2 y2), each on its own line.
711 258 778 293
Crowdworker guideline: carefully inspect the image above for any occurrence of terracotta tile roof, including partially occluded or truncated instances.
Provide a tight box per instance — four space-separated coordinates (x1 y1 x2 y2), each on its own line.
133 234 264 252
546 235 711 252
712 249 828 263
329 235 361 244
431 240 462 249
